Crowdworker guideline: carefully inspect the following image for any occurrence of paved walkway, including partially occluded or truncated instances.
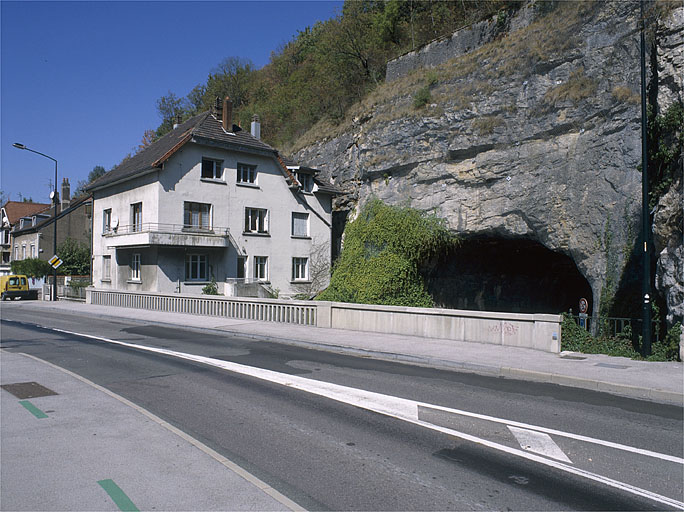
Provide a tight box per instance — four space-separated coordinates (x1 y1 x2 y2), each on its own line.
11 300 684 405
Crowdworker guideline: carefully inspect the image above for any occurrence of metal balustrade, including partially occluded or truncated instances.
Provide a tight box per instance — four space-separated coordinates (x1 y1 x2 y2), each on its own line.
104 223 230 236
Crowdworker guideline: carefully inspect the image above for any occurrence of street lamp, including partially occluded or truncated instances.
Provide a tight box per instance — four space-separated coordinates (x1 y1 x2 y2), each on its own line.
12 142 58 302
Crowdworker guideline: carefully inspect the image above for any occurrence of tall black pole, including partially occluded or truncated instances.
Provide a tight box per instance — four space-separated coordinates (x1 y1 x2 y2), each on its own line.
640 0 652 356
52 160 58 302
12 143 58 302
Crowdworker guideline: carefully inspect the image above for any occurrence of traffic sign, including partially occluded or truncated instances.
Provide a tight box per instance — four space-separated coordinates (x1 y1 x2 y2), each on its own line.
48 255 63 270
579 297 588 314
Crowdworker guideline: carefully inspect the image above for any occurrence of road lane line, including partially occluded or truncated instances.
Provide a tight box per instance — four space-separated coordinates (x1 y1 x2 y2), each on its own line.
97 479 139 512
50 328 684 509
508 426 572 463
18 400 48 419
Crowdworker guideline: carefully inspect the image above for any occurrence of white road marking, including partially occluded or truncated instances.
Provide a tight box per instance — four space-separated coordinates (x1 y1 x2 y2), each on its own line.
508 426 572 463
52 327 684 510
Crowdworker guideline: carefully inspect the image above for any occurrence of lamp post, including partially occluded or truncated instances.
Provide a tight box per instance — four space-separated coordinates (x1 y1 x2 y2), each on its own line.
12 142 58 302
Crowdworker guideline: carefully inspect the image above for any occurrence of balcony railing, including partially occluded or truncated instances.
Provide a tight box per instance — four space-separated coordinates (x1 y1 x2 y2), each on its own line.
103 223 234 248
104 223 230 236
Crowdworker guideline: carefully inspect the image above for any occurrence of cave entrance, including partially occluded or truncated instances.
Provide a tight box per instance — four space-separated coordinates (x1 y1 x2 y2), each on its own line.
425 237 593 315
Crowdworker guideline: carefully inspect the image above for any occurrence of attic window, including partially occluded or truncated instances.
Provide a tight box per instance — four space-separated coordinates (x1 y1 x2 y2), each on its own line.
297 172 313 192
201 158 223 180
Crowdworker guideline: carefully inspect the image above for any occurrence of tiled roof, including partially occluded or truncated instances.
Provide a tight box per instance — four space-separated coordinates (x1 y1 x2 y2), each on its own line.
87 112 283 191
2 201 51 225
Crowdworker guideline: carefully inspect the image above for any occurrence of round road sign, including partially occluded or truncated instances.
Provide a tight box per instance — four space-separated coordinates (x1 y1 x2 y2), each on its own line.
579 298 588 314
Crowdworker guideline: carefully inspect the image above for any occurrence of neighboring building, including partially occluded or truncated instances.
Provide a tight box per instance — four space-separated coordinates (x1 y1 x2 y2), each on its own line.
1 200 51 275
87 99 339 297
10 184 93 270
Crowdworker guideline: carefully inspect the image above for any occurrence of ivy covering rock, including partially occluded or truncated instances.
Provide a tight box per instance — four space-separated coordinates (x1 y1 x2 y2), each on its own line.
318 199 457 307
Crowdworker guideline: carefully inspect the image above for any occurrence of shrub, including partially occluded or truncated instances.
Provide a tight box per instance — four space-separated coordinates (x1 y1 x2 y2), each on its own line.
318 199 457 307
413 86 432 109
202 278 219 295
10 258 52 278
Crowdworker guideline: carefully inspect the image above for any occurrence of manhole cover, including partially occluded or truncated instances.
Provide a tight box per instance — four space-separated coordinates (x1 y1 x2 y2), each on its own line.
1 382 58 399
594 363 629 370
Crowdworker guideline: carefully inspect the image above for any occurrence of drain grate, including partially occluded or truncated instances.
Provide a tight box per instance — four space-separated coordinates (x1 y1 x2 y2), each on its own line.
560 354 587 360
594 363 629 370
1 382 58 399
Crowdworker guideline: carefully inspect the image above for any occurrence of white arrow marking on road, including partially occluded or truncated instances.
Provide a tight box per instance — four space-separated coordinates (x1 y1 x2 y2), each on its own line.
508 426 572 463
51 327 684 510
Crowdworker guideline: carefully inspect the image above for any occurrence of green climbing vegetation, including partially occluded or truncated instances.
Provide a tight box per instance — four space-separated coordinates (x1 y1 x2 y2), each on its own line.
561 314 681 362
318 199 457 307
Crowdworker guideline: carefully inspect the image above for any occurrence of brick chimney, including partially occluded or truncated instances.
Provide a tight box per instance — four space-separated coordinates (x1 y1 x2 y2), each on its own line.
251 114 261 140
222 96 233 132
61 178 70 211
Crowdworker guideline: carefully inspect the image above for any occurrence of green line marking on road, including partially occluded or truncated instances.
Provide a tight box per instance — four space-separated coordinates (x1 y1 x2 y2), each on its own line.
18 400 48 419
97 479 140 512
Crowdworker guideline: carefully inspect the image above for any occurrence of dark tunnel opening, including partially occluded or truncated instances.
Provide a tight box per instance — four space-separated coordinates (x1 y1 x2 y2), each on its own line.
425 237 593 315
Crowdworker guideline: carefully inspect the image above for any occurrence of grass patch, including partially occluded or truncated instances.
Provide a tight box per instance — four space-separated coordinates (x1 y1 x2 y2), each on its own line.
543 67 598 105
611 85 640 104
472 115 503 135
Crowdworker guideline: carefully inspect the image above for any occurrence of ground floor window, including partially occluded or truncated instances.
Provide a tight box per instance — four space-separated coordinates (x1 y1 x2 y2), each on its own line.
130 253 141 281
186 254 207 281
292 257 308 281
103 255 111 280
254 256 268 281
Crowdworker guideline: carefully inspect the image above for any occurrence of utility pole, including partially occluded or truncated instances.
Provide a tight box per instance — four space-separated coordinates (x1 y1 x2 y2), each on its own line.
640 0 652 356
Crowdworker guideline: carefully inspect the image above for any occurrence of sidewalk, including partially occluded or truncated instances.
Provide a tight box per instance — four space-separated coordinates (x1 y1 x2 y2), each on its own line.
10 300 684 406
0 349 300 512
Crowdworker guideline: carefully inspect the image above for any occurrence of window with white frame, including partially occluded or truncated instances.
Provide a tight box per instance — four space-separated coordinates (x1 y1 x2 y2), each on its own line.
30 244 35 258
185 254 208 281
253 256 268 281
130 253 141 281
201 158 223 180
237 256 246 279
237 163 257 184
21 244 26 259
130 203 142 232
103 209 112 233
291 212 309 238
2 229 9 245
102 255 111 280
183 202 211 230
297 172 314 192
14 245 19 260
292 257 308 281
244 208 268 234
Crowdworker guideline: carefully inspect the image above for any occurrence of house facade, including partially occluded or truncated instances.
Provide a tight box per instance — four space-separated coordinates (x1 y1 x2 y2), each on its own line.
88 99 337 298
1 201 51 275
10 188 93 270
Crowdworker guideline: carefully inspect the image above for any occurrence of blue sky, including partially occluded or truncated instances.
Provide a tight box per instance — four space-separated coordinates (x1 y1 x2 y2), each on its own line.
1 0 343 203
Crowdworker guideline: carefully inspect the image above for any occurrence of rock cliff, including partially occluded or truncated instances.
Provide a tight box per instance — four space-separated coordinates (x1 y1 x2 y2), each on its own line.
294 1 682 320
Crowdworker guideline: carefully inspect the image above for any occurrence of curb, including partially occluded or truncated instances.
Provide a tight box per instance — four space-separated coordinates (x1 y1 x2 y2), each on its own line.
13 302 684 407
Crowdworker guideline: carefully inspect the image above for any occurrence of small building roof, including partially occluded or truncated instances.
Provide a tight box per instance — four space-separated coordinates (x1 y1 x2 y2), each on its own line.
2 201 51 226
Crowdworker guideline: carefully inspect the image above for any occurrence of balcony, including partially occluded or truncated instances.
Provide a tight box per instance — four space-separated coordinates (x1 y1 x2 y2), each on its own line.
104 223 233 248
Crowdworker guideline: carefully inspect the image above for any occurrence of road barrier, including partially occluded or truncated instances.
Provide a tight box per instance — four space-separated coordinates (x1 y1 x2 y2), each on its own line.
87 288 562 352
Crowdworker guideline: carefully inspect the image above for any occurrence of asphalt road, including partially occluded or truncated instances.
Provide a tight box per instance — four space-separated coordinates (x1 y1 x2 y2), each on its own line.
1 304 682 511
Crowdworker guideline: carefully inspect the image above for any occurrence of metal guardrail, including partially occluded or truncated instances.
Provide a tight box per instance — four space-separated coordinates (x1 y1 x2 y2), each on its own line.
569 315 662 343
104 223 230 236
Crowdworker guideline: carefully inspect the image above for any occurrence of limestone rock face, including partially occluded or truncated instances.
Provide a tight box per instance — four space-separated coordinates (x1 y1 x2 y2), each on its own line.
294 1 682 318
653 6 684 326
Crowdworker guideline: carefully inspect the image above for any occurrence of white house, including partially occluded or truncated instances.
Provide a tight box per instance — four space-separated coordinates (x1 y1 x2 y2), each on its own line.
88 98 338 298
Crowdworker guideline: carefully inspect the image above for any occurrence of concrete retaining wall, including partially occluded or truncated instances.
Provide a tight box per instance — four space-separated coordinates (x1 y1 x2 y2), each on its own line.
86 288 562 352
